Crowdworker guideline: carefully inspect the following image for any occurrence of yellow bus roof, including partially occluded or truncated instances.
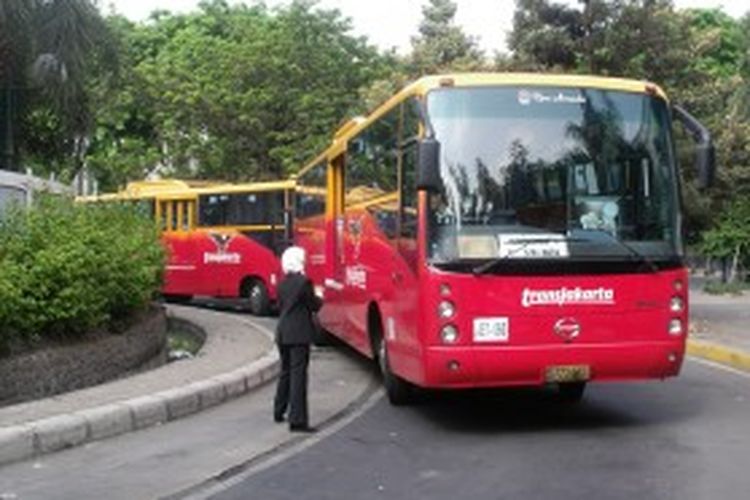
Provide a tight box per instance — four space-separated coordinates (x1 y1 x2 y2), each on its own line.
77 178 295 203
192 179 295 196
297 72 668 175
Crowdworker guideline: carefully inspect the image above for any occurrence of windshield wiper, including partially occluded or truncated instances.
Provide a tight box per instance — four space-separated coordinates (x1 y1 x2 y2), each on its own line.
472 237 585 275
579 231 659 273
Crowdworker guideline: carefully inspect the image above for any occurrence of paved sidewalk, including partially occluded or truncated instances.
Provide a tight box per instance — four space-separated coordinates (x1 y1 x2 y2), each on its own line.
0 305 279 466
688 279 750 372
0 345 377 500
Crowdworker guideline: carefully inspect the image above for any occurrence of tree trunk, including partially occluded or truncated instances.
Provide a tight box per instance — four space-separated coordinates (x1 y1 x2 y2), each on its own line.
2 87 15 171
728 245 741 284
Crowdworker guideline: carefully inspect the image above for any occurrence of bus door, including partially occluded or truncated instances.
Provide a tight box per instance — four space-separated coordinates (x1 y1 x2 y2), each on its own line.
158 196 199 296
390 102 423 367
323 155 349 340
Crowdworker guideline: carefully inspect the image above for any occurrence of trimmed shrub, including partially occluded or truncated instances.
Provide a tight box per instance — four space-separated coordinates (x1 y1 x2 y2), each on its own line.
0 196 164 351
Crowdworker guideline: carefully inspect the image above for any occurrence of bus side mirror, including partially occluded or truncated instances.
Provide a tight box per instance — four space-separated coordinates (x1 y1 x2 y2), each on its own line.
417 138 441 192
672 105 716 189
695 142 716 189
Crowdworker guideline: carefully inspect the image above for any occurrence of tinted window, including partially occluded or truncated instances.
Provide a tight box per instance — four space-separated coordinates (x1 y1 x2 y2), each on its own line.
297 162 327 219
199 194 230 226
228 191 283 226
346 107 400 239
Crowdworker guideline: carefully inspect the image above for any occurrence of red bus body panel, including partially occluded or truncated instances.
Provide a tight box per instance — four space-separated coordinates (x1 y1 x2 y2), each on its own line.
415 268 687 388
162 230 281 300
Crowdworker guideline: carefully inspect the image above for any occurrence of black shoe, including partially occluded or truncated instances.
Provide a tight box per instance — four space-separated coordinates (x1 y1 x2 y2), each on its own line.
274 415 285 423
289 424 317 433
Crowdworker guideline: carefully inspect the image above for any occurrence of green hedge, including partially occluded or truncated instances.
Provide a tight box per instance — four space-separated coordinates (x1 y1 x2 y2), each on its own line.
0 196 164 350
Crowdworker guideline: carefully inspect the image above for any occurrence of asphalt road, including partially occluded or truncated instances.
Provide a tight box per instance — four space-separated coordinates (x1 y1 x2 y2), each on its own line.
211 359 750 500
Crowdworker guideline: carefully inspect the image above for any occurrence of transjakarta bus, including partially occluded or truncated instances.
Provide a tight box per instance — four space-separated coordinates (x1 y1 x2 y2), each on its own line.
80 179 295 315
295 73 715 404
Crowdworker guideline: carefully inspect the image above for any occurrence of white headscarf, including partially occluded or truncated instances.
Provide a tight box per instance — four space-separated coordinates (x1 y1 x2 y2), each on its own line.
281 246 306 275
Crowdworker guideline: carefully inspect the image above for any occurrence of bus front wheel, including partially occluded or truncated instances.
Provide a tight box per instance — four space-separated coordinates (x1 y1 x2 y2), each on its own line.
376 336 413 406
245 280 270 316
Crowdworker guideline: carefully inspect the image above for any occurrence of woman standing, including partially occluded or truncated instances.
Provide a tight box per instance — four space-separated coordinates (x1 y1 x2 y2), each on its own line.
273 246 322 432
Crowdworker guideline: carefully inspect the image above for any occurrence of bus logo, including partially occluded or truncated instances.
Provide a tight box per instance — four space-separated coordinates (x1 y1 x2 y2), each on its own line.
521 286 615 307
204 233 241 265
554 317 581 342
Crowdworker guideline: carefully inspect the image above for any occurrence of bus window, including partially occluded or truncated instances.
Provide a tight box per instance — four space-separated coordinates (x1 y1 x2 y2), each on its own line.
297 162 327 219
229 191 284 226
186 200 195 229
158 201 169 231
346 106 400 240
175 201 183 231
198 194 229 226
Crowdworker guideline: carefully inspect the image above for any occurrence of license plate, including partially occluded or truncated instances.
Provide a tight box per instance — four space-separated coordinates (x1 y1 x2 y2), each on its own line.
545 365 590 383
473 317 509 343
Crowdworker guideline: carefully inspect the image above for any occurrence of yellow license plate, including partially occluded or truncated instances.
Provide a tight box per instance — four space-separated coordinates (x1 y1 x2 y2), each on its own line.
545 365 591 383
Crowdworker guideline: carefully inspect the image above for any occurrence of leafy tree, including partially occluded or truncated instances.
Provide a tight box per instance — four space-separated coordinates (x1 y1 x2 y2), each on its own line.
508 0 586 70
409 0 485 75
86 0 392 187
702 198 750 282
0 0 114 175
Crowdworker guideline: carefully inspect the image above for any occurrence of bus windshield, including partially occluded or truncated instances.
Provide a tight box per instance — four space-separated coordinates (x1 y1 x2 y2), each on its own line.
425 86 681 266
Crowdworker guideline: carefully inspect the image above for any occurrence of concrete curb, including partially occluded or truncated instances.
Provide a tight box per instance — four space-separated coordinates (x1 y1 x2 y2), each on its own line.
0 316 279 468
687 339 750 373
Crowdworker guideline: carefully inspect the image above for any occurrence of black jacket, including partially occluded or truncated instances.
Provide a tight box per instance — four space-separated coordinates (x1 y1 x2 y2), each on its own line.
275 272 323 345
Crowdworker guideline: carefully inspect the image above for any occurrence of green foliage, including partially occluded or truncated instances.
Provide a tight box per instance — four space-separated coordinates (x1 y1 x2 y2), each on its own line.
702 199 750 259
0 0 116 174
703 280 749 295
701 198 750 283
409 0 485 75
85 1 392 188
0 196 164 350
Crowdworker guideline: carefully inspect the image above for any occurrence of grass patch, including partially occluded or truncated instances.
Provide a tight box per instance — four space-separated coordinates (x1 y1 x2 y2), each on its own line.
167 328 203 355
703 281 750 296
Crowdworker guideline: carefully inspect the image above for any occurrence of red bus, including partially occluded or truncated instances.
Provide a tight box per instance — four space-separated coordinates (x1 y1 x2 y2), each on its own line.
81 179 295 315
294 73 715 404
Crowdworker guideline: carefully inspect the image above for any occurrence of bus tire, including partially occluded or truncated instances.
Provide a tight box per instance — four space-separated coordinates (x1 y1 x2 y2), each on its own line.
558 382 586 403
375 334 413 406
245 280 270 316
163 294 192 304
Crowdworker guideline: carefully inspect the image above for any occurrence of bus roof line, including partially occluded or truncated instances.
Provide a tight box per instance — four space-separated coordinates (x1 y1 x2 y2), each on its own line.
294 72 669 175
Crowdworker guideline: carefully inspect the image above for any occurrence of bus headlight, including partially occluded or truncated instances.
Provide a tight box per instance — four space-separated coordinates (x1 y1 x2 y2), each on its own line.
670 296 684 313
440 325 459 344
668 318 683 336
437 300 456 319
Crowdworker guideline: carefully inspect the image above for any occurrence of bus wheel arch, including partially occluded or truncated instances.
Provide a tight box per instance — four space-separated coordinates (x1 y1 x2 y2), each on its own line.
368 303 413 406
241 276 271 316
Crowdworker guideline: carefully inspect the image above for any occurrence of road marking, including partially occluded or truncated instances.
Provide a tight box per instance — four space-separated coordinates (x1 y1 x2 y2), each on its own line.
687 339 750 373
687 356 750 379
